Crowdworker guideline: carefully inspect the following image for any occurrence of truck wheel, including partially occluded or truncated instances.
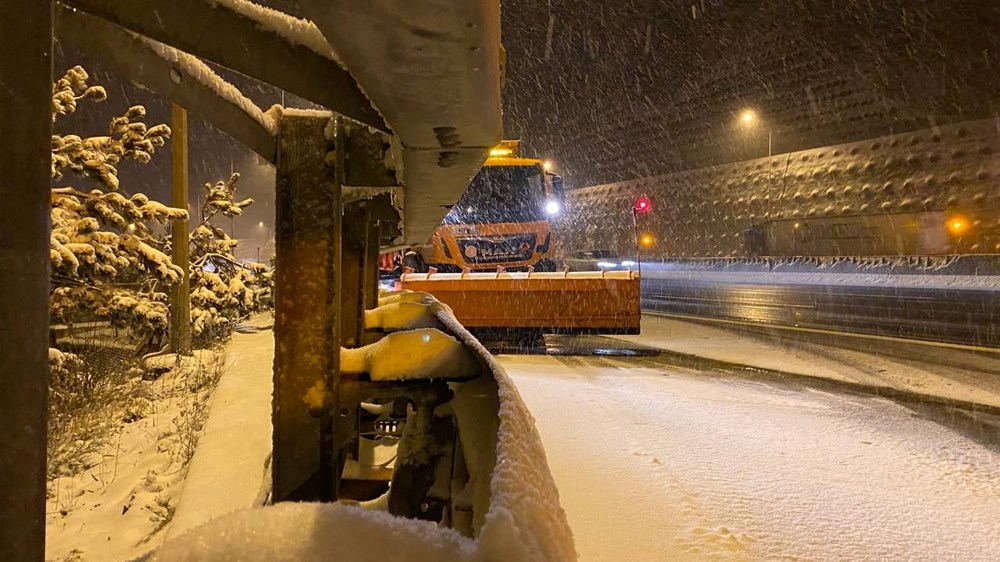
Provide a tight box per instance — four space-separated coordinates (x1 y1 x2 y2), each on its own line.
403 251 426 273
534 259 557 272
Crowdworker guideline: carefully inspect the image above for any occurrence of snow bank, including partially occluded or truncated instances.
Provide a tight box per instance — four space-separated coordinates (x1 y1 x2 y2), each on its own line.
45 351 226 561
153 502 473 562
614 314 1000 409
142 352 202 375
166 326 274 539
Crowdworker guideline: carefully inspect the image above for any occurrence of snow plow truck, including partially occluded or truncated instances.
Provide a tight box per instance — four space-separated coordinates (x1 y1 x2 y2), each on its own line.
401 140 641 336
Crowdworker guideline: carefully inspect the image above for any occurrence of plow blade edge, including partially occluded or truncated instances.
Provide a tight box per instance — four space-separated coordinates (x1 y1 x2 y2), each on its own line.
400 270 640 334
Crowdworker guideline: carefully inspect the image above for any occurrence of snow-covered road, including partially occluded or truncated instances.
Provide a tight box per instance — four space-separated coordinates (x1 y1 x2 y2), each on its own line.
501 354 1000 561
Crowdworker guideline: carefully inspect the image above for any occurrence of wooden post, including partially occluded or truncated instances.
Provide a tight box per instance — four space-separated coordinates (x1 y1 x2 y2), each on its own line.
272 114 341 501
170 104 192 354
0 1 52 560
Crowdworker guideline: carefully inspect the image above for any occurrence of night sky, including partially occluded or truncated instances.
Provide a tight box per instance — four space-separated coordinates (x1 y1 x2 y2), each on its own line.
52 0 1000 239
501 0 1000 187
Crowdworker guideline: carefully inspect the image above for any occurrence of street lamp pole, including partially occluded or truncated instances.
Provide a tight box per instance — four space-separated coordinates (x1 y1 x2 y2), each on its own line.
767 128 772 218
739 109 776 220
631 208 641 277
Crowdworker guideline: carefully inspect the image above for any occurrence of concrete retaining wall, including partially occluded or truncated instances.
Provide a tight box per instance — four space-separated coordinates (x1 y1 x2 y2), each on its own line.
559 119 1000 257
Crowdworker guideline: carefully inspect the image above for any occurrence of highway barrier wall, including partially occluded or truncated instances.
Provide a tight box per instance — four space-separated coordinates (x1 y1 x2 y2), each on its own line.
559 119 1000 258
637 254 1000 276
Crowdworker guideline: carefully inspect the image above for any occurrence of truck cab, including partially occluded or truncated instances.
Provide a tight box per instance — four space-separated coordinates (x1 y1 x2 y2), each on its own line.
408 141 566 272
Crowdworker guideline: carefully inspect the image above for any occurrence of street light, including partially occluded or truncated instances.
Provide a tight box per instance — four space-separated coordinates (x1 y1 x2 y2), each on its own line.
738 108 773 217
256 220 270 263
631 195 652 276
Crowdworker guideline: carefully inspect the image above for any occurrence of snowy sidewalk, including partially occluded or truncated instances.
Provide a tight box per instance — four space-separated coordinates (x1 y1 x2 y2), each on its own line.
612 314 1000 409
167 317 274 539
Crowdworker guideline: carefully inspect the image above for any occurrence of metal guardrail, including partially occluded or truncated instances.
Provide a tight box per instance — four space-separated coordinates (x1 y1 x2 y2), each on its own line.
643 254 1000 276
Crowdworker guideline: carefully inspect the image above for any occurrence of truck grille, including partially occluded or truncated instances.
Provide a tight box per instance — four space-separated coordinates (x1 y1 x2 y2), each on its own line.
457 234 537 264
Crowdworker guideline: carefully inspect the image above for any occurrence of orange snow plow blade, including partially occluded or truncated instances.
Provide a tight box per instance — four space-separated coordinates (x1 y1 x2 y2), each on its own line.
400 270 640 334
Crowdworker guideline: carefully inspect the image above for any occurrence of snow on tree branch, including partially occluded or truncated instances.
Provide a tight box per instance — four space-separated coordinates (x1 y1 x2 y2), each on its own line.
51 67 171 190
188 172 271 342
49 66 184 344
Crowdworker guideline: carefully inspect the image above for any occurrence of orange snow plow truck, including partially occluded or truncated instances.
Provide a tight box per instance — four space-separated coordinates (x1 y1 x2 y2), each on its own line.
401 141 640 335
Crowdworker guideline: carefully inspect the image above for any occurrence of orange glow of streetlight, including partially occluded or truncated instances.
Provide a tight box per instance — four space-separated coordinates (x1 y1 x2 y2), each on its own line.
640 233 655 247
947 216 970 236
737 108 773 215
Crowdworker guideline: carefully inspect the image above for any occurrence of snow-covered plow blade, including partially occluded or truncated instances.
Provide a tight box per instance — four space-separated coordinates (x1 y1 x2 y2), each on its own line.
400 270 641 334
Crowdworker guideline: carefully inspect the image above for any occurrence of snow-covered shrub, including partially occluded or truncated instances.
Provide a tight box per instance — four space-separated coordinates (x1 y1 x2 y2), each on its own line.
48 348 88 401
49 66 184 344
47 66 186 483
188 173 272 344
50 286 171 348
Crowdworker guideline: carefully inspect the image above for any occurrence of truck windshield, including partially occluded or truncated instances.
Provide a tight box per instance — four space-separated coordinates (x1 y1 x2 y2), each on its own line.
442 165 544 225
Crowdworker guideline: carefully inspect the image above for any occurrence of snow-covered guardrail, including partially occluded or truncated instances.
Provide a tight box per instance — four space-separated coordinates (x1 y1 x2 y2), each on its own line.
643 254 1000 276
152 291 576 562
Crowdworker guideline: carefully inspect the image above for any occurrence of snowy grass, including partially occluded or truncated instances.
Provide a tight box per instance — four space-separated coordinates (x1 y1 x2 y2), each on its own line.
47 348 142 481
45 347 228 561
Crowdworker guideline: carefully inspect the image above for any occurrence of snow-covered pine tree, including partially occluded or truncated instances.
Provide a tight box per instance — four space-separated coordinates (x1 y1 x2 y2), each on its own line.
188 172 272 342
49 66 186 345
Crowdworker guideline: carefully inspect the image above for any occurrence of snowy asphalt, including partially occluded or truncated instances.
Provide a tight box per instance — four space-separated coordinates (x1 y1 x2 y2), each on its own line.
500 350 1000 561
642 276 998 347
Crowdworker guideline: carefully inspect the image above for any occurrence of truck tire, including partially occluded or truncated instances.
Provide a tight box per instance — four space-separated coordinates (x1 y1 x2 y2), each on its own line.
534 259 558 272
403 251 426 273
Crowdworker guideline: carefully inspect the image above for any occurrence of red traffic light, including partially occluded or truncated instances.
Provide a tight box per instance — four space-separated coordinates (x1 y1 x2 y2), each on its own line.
634 195 651 213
